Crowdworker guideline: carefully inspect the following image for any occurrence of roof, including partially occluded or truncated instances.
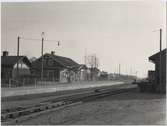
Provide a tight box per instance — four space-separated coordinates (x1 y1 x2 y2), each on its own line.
49 54 79 68
78 64 87 70
1 56 31 67
72 64 87 71
32 53 80 69
149 48 166 62
89 67 100 72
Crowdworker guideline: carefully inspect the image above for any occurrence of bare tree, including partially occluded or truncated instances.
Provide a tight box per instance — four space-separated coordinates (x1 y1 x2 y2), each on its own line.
85 54 99 68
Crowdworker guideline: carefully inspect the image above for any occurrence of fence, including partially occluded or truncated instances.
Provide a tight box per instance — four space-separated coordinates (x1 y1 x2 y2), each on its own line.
2 75 126 88
1 77 61 88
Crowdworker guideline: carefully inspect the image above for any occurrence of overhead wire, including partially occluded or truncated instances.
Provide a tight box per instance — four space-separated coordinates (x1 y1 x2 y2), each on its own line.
20 37 60 44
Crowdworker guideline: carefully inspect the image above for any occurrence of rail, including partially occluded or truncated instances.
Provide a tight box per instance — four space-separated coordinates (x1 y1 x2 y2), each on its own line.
2 85 137 125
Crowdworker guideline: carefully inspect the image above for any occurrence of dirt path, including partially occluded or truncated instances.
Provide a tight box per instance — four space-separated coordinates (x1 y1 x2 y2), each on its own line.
15 90 166 125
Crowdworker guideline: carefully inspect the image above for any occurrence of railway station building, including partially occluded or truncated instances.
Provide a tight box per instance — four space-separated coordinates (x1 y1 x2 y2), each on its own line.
31 51 90 83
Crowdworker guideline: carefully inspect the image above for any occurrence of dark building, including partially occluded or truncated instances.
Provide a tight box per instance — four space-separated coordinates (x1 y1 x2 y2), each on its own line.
149 48 166 93
31 52 80 82
89 67 100 81
99 71 108 80
1 51 31 86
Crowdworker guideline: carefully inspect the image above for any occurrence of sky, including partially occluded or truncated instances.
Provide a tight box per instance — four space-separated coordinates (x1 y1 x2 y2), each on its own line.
1 1 166 77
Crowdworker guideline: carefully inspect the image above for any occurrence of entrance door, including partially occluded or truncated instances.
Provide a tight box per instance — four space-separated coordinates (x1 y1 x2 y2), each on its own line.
54 70 60 81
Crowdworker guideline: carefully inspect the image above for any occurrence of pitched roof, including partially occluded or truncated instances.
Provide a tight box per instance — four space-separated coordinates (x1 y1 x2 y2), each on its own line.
1 56 31 67
78 64 87 70
149 48 166 62
49 54 79 68
32 53 80 69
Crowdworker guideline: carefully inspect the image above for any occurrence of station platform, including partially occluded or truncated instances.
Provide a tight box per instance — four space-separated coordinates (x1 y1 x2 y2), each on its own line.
1 81 126 98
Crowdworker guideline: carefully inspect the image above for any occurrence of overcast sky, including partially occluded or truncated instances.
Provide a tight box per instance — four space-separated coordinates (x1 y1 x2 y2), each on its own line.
1 1 166 77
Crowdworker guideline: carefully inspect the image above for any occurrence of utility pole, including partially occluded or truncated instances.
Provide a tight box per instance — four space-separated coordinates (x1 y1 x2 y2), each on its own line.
41 32 44 81
159 28 162 91
84 48 87 65
95 55 97 68
17 36 20 78
135 71 138 79
130 66 132 76
119 64 121 76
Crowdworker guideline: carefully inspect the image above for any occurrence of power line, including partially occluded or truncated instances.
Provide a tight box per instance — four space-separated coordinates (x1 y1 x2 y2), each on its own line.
20 37 41 41
45 39 60 42
20 37 60 46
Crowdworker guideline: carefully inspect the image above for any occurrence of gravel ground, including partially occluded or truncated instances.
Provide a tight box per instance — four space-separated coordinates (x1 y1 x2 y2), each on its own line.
16 90 166 125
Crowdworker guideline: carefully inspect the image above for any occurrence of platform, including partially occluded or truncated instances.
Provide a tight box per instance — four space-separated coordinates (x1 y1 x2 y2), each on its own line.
1 81 126 98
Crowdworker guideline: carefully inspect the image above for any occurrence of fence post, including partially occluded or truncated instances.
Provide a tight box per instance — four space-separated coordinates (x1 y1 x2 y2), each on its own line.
23 78 25 87
9 78 11 88
34 78 37 88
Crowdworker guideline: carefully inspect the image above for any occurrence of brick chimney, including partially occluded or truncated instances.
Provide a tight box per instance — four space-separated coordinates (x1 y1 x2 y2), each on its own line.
2 51 9 56
51 51 55 55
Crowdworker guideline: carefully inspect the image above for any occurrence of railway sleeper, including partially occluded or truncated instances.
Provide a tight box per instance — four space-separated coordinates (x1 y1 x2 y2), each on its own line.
1 114 10 120
18 110 31 116
47 105 53 109
2 88 135 122
39 106 47 111
33 108 41 112
4 112 20 119
2 107 24 114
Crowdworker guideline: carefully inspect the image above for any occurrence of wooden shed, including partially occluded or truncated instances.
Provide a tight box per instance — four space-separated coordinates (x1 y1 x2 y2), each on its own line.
149 48 166 93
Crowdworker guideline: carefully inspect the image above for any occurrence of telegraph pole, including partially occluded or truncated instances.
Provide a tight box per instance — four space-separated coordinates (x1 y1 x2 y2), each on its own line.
159 28 162 91
119 64 121 76
17 36 20 78
95 54 97 68
152 28 163 92
41 32 44 81
135 71 138 79
84 48 87 65
130 66 132 76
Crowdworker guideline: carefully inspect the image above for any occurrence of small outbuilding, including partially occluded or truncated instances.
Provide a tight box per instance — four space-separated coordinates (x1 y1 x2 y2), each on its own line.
149 48 166 93
1 51 31 86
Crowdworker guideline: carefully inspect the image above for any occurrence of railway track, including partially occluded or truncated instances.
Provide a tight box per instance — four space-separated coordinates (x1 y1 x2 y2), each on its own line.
2 85 137 125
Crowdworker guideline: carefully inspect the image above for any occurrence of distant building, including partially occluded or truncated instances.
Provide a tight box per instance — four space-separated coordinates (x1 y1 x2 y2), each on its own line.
1 51 31 86
60 65 88 83
108 73 136 81
89 67 100 81
75 64 89 81
149 48 166 92
99 71 108 80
